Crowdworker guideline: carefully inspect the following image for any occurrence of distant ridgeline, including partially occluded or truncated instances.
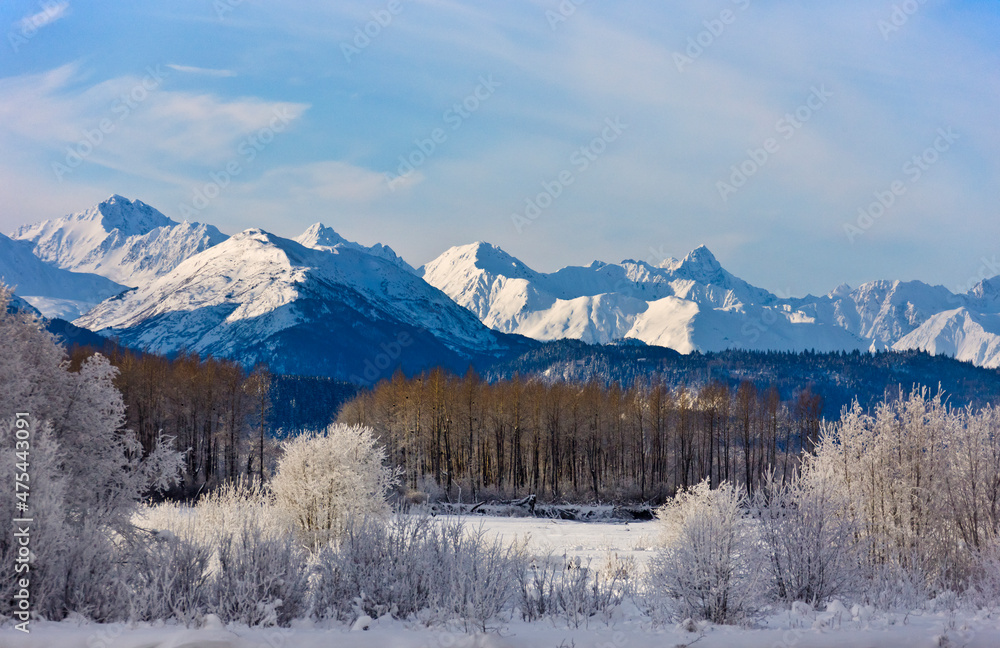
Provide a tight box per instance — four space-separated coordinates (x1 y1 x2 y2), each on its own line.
54 315 1000 427
485 339 1000 418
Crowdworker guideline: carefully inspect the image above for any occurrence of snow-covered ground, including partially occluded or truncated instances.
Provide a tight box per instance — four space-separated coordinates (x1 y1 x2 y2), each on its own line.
454 514 659 568
2 612 997 648
3 515 999 648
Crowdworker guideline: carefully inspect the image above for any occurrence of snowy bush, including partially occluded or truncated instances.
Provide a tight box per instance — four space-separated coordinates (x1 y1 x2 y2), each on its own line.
139 477 287 546
446 521 527 631
519 551 636 627
211 522 309 627
128 532 211 625
310 514 526 630
650 479 764 624
60 522 134 622
271 424 396 549
754 464 858 606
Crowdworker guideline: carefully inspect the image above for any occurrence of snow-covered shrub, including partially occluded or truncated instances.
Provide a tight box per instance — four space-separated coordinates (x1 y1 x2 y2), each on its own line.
310 514 525 630
154 477 286 544
60 522 133 622
310 514 440 622
211 522 309 627
128 532 211 625
447 522 526 632
271 424 396 549
519 552 636 627
968 540 1000 610
754 464 858 606
650 479 764 624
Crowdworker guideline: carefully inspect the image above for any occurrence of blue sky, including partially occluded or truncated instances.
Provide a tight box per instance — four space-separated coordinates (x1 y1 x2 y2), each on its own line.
1 0 998 296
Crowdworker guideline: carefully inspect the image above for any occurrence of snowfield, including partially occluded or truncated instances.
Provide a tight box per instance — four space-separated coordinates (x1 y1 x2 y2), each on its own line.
2 515 998 648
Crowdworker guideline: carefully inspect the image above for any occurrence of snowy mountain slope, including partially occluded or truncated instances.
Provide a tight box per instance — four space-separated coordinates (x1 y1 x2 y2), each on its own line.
75 229 509 380
11 195 227 286
421 242 866 353
0 232 126 319
893 308 1000 368
294 223 415 273
789 280 961 349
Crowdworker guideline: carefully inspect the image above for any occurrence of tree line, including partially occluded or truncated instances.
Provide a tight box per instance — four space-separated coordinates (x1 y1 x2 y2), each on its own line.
337 369 825 502
69 345 272 496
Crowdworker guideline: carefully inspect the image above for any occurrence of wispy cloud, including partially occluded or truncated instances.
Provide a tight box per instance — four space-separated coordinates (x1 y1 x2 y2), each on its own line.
16 1 69 31
0 64 308 181
166 64 237 78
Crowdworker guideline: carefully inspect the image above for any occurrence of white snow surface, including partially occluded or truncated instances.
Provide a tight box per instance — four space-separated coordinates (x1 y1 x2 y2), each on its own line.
0 231 125 319
3 515 997 647
422 242 1000 365
11 194 227 287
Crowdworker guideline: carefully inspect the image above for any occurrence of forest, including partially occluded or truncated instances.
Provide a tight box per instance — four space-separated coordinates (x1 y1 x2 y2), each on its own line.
338 369 824 503
67 345 354 496
67 337 998 506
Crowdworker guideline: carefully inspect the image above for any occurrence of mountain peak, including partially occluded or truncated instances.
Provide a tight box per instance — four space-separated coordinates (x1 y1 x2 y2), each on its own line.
830 282 853 298
293 223 414 273
467 242 533 276
296 223 349 249
91 194 174 236
676 245 723 282
10 196 224 287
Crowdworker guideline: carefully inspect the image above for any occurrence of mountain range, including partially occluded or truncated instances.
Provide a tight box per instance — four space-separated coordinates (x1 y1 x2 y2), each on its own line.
8 195 1000 378
73 225 514 382
420 242 1000 369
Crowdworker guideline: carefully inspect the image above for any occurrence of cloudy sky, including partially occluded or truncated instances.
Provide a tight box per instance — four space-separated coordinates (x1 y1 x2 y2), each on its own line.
1 0 998 296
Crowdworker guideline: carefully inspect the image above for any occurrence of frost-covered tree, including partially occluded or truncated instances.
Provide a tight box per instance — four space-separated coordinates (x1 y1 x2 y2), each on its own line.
650 479 764 624
0 287 183 620
754 463 858 605
271 423 396 549
810 388 1000 599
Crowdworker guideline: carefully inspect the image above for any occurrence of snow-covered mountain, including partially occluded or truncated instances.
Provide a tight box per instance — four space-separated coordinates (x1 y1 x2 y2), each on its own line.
11 195 227 287
421 243 866 354
0 232 126 319
75 228 510 381
422 242 1000 366
294 223 415 273
894 308 1000 368
16 194 1000 372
